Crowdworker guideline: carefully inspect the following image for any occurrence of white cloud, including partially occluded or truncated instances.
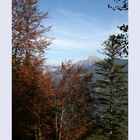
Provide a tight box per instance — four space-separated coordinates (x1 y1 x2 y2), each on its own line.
53 39 79 49
58 8 84 18
52 27 121 52
46 8 127 65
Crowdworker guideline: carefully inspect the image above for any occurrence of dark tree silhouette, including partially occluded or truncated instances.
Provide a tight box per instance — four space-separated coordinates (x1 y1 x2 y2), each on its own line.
108 0 128 11
108 0 128 57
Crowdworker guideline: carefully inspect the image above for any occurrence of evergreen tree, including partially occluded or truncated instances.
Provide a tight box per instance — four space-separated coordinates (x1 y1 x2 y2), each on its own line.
94 35 128 140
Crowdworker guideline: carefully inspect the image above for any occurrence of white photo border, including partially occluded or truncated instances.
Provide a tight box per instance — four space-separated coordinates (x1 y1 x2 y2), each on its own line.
0 0 140 140
0 0 11 140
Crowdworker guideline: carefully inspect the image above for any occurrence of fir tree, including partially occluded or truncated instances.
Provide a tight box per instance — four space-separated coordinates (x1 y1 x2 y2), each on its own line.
94 35 128 140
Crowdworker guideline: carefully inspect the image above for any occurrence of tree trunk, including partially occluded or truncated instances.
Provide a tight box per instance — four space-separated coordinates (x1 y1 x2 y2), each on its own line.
59 107 64 140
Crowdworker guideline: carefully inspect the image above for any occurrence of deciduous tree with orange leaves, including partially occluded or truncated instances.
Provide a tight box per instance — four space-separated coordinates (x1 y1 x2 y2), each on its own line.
12 0 52 139
53 61 95 140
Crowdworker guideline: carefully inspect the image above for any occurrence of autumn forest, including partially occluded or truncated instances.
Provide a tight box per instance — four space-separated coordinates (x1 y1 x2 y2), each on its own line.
12 0 128 140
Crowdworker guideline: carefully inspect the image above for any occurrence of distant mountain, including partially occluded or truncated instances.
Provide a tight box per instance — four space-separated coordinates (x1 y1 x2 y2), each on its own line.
48 56 128 83
45 65 59 72
77 57 128 82
77 56 101 68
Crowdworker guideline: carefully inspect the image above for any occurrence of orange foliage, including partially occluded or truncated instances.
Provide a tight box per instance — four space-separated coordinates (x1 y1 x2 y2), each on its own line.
53 61 94 140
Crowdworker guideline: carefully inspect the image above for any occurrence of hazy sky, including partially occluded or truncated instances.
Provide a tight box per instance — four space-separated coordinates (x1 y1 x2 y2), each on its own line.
38 0 128 65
